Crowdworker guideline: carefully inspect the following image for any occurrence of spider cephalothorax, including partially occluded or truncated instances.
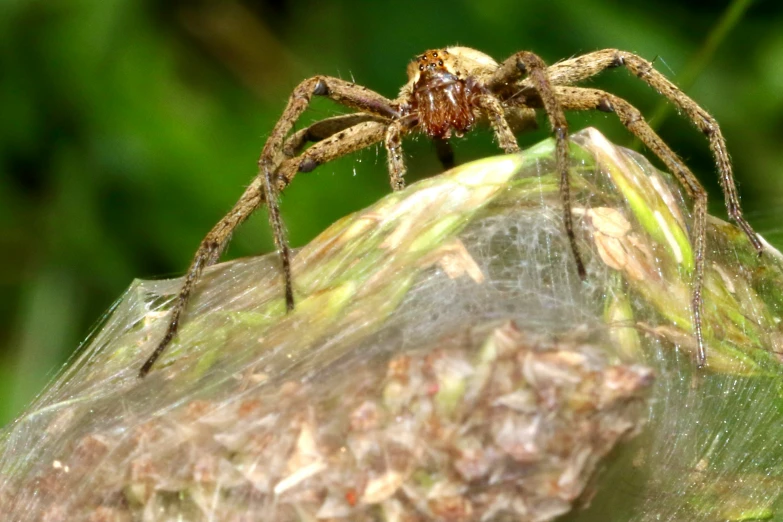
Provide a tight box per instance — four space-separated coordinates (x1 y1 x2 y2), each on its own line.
402 48 528 140
405 49 478 138
139 46 762 376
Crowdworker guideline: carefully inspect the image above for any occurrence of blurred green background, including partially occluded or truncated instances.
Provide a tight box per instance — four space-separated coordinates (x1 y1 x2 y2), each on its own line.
2 0 783 426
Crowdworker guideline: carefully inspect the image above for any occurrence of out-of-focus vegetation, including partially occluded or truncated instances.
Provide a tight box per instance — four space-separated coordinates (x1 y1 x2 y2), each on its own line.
2 0 783 427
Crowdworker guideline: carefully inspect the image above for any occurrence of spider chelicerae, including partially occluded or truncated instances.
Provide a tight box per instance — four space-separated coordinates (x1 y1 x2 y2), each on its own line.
139 46 762 376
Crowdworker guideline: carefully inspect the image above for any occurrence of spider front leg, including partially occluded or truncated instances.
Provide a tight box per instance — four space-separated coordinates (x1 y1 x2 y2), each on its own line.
139 121 388 377
543 49 761 255
276 121 388 189
284 114 462 175
139 178 265 376
283 114 389 158
259 77 400 313
489 51 587 279
139 77 398 376
555 85 709 365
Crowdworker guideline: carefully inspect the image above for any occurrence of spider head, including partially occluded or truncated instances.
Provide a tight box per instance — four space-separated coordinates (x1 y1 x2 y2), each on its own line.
405 47 498 86
407 49 459 86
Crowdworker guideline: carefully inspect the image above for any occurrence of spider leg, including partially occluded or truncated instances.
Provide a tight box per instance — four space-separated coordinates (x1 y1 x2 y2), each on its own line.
140 77 398 376
139 121 387 377
555 85 709 366
260 77 400 313
541 50 761 255
489 51 587 279
385 119 411 190
283 113 389 157
138 177 265 377
475 93 521 154
275 121 388 188
289 113 416 192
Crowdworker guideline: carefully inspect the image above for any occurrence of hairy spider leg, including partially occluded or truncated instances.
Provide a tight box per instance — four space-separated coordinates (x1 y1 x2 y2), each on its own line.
541 49 762 255
474 92 521 154
490 51 588 280
260 77 399 312
139 77 398 376
276 121 389 189
289 114 456 174
384 119 408 191
538 49 762 366
138 176 265 377
139 122 389 377
555 86 709 365
283 114 390 157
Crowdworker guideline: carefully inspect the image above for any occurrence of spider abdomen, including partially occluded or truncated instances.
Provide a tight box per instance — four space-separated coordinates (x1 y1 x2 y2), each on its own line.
413 73 475 139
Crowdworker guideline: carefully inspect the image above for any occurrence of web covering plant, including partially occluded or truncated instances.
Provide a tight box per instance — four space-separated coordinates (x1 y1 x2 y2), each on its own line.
1 130 783 521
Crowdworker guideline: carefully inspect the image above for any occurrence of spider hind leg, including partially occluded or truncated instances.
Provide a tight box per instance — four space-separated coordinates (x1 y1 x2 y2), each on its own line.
543 49 762 256
555 85 709 366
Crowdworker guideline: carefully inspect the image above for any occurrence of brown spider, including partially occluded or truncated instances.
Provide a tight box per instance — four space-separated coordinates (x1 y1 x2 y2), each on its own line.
139 46 762 376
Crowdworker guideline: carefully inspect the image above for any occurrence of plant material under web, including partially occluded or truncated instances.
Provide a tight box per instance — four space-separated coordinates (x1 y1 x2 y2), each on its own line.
2 130 783 521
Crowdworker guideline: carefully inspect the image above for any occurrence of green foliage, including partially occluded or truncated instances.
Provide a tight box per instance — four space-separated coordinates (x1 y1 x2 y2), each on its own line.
2 0 783 426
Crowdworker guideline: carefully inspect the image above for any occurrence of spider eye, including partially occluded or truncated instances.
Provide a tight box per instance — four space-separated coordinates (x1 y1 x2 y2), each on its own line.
438 60 443 66
419 64 424 71
432 51 438 57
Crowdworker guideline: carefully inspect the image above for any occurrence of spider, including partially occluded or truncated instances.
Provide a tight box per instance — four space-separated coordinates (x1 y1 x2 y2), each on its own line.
139 46 762 377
